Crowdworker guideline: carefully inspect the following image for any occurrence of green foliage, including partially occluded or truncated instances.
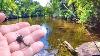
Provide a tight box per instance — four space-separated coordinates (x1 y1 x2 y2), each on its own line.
68 0 94 23
50 0 60 16
0 0 18 14
68 0 75 6
0 0 96 22
65 10 72 19
92 0 100 19
7 0 18 13
0 0 44 17
44 6 53 16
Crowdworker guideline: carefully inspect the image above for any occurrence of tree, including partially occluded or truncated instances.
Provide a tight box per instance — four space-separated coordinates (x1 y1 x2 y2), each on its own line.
67 0 94 23
50 0 60 17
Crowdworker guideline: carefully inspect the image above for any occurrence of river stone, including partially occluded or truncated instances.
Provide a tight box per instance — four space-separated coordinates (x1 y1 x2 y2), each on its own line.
75 41 100 56
34 49 58 56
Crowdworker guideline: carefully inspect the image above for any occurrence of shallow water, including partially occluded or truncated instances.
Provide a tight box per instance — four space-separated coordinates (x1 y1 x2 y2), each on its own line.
2 17 100 56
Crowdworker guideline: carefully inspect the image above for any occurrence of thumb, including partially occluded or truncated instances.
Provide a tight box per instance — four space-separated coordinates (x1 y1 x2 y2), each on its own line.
0 32 11 56
0 12 6 23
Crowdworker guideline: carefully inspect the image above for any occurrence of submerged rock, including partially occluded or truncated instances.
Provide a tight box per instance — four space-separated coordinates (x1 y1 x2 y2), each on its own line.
75 41 100 56
34 49 58 56
64 41 100 56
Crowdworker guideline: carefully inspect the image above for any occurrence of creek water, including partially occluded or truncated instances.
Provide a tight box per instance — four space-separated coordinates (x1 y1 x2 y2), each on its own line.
2 17 100 56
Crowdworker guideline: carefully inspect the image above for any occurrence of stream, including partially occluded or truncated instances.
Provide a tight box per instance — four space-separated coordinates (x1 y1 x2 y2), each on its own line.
2 18 100 56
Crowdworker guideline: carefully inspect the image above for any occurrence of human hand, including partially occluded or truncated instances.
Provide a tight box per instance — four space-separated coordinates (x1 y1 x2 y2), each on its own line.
0 22 45 56
0 12 6 23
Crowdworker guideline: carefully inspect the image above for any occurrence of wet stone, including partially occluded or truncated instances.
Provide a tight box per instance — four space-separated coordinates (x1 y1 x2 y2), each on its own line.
75 41 100 56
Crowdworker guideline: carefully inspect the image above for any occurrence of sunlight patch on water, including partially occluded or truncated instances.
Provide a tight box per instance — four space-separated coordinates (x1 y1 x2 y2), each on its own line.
41 24 47 35
34 24 58 56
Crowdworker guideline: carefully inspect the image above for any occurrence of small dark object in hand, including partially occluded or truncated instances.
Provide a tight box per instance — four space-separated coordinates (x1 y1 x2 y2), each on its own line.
16 35 29 46
16 35 23 43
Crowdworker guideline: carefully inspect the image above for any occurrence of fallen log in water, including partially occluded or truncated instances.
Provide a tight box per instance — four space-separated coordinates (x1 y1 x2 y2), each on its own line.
63 41 78 56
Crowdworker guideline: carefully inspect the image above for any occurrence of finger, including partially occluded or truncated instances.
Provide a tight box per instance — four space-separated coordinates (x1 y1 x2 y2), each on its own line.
0 25 15 35
9 29 45 52
4 25 41 44
16 22 30 29
20 29 45 49
0 22 30 35
9 41 27 53
23 41 44 56
11 41 44 56
9 41 20 53
4 32 18 44
8 25 41 52
16 25 41 36
23 29 45 45
0 12 6 23
0 32 11 56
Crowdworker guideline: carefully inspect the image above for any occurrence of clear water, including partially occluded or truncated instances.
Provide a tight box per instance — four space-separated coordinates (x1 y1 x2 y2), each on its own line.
2 18 100 56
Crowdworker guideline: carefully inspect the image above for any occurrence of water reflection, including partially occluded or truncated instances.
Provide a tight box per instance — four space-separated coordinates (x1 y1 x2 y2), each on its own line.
41 23 51 49
34 24 58 56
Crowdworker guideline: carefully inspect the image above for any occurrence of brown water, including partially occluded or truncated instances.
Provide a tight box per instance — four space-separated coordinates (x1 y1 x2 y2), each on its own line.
1 18 99 56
